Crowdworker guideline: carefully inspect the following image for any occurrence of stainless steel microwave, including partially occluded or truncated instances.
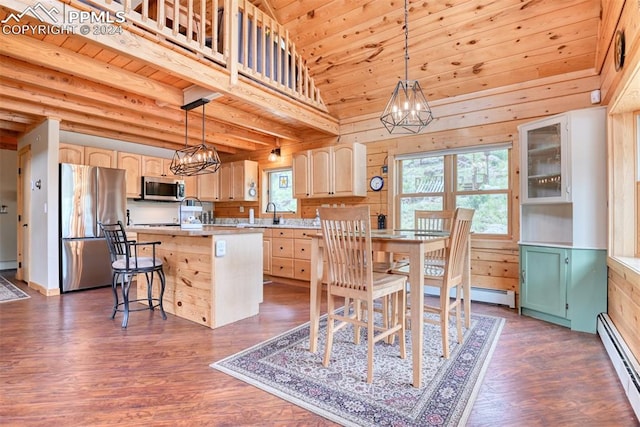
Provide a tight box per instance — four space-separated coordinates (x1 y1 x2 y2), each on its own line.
141 176 185 201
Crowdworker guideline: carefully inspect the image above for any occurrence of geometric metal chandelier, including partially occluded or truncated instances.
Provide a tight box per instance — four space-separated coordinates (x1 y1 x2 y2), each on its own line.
169 98 221 176
380 0 434 134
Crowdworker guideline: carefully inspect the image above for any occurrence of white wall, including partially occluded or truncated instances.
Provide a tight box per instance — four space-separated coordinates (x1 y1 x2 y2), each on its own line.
18 119 60 291
0 149 18 269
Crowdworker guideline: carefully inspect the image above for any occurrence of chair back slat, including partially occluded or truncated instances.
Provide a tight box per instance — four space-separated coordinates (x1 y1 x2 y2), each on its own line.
100 221 130 262
319 206 373 293
415 210 454 266
443 208 474 287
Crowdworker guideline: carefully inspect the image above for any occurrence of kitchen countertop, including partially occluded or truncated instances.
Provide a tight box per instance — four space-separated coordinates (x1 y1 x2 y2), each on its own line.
215 223 321 230
127 225 266 236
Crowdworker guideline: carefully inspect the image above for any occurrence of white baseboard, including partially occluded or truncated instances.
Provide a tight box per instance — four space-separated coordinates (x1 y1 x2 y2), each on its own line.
424 285 516 308
0 261 17 270
597 313 640 421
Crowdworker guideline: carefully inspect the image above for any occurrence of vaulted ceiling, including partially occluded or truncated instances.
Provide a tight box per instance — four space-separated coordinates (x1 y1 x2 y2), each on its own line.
0 0 602 154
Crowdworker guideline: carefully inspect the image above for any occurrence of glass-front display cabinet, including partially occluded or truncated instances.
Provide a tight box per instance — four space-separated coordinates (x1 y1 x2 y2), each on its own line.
519 115 569 204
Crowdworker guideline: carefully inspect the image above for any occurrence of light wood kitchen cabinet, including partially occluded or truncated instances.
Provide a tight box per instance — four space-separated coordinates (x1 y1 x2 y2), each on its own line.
262 228 272 275
292 150 311 198
268 228 314 281
182 175 198 198
85 147 116 168
142 156 167 177
293 143 366 198
271 228 295 278
292 229 312 281
218 160 258 201
59 144 116 168
198 171 220 202
117 152 142 198
59 143 84 164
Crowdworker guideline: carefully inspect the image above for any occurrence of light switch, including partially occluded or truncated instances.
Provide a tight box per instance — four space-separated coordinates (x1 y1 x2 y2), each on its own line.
215 240 226 257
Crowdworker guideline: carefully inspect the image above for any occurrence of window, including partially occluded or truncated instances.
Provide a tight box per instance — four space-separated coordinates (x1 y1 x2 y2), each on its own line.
265 168 296 213
396 145 511 235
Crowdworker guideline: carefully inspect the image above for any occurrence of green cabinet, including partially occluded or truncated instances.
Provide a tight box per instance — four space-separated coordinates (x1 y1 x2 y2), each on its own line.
519 245 607 333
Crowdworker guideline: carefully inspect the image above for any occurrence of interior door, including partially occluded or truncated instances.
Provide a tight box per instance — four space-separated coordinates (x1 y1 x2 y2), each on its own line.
16 145 31 282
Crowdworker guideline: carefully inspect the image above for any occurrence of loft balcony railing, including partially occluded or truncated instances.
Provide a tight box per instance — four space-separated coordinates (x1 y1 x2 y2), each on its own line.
70 0 327 111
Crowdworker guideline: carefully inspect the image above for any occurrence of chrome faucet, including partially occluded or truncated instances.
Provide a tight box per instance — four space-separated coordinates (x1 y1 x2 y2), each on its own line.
266 202 279 224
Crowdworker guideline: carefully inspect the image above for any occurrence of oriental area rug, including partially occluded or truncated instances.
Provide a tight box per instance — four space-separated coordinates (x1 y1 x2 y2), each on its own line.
211 311 505 427
0 274 30 303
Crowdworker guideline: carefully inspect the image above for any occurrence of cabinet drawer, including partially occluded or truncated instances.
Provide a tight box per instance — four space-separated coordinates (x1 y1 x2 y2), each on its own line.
293 228 315 239
294 239 311 260
294 260 311 281
261 228 273 238
272 228 295 238
272 238 294 258
271 257 294 278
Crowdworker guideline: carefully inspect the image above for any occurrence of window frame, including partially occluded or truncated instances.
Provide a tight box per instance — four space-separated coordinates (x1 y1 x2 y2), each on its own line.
394 144 512 238
261 166 299 219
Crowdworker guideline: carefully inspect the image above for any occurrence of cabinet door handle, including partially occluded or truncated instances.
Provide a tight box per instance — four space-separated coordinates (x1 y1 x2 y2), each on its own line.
521 270 526 282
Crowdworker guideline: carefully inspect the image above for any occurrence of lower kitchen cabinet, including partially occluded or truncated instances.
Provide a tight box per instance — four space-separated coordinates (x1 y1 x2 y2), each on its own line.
519 244 607 333
262 228 272 275
267 227 315 281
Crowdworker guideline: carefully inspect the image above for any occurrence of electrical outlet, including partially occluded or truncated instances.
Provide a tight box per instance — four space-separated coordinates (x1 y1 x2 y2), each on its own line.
215 240 226 257
239 206 244 213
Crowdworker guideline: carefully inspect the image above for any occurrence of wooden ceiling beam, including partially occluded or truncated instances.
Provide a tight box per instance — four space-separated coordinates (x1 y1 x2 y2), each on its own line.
0 71 276 149
0 53 303 143
0 93 253 153
61 122 238 154
0 33 184 107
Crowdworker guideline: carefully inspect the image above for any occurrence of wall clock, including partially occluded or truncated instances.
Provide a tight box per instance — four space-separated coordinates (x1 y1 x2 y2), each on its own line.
369 176 384 191
614 29 625 72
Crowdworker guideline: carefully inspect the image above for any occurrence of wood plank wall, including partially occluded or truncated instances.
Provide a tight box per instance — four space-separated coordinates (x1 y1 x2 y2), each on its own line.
599 0 640 363
219 70 599 298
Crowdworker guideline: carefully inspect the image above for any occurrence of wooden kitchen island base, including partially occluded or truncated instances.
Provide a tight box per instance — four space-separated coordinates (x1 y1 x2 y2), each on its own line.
130 226 264 329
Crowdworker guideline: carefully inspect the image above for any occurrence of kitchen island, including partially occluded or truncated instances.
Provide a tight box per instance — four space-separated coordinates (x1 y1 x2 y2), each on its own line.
127 226 264 329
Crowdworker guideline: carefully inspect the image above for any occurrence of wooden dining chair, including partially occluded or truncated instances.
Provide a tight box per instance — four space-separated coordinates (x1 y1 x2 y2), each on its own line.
415 210 454 268
393 208 474 358
319 206 407 384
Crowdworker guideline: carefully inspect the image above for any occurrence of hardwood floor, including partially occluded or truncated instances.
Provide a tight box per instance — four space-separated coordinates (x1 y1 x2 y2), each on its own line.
1 271 637 426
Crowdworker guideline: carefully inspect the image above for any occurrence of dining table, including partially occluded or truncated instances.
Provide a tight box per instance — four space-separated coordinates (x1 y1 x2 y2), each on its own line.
308 229 471 389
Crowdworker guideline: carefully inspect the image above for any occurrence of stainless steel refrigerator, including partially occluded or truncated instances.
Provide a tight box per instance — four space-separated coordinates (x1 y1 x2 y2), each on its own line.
59 163 126 292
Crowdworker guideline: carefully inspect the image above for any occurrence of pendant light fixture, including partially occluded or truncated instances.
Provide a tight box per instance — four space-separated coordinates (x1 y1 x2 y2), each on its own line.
170 98 221 176
380 0 434 134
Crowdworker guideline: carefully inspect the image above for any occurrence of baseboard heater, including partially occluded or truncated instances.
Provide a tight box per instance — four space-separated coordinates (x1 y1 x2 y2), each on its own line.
424 285 516 309
597 313 640 421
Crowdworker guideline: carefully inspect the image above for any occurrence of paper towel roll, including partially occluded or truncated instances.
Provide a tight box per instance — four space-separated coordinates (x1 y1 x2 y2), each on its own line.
249 208 255 224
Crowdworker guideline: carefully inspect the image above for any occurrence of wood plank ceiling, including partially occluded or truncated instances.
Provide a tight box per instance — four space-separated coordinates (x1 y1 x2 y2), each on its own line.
0 0 602 154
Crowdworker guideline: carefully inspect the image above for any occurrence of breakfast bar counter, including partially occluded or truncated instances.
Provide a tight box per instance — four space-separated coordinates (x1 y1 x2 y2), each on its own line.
128 226 264 329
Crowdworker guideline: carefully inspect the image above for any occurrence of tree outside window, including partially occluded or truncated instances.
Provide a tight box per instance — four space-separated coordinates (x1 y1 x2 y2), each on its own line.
397 147 510 235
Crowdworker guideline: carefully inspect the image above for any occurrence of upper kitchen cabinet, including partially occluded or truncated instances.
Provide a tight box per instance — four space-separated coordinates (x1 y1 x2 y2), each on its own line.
219 160 258 201
85 147 116 168
59 143 84 164
142 156 168 177
519 107 606 248
198 171 220 202
59 144 116 168
117 152 142 198
293 143 366 198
